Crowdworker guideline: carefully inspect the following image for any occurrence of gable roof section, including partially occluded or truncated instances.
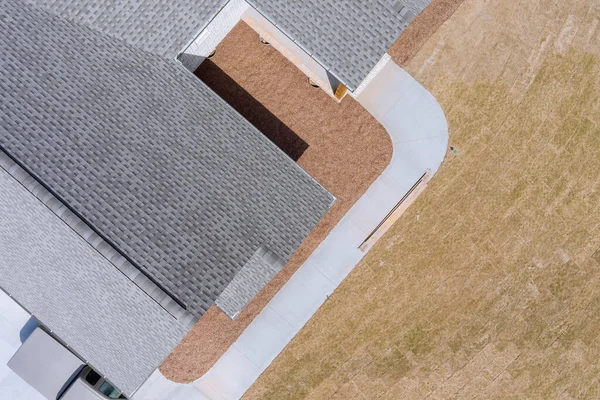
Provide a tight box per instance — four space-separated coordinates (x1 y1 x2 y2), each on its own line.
25 0 229 58
0 0 334 320
247 0 431 89
0 167 189 397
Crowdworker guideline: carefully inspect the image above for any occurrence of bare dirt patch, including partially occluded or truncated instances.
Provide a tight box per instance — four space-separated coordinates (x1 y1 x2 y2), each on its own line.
159 22 392 383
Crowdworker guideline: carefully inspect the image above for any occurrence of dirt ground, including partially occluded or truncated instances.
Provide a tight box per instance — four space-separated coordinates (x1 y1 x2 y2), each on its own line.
159 22 392 382
245 0 600 399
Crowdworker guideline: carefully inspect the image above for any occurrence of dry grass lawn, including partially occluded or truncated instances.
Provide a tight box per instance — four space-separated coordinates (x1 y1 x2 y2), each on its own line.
245 0 600 398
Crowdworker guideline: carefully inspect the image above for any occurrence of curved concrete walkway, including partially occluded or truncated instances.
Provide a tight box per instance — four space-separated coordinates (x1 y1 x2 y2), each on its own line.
133 56 448 400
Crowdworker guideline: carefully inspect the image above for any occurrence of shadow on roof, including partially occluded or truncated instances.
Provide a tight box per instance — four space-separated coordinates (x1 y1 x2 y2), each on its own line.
195 60 309 162
19 317 39 344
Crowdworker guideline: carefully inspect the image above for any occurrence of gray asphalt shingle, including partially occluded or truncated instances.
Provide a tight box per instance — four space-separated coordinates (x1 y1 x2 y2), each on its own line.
0 0 430 394
1 0 333 321
27 0 431 90
26 0 229 58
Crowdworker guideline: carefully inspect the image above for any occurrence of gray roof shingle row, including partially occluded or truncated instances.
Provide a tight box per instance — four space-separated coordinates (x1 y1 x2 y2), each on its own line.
1 0 333 322
0 150 198 328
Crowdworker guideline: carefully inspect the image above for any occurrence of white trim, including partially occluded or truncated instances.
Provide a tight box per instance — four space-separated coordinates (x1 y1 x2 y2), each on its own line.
351 53 392 98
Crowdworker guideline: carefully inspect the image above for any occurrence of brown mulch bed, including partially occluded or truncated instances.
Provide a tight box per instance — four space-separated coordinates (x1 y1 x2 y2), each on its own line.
389 0 466 66
159 22 392 383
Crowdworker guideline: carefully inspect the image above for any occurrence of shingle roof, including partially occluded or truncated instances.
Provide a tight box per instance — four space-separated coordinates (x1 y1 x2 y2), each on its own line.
0 167 189 397
26 0 229 58
1 0 333 320
1 150 197 329
247 0 431 89
28 0 431 91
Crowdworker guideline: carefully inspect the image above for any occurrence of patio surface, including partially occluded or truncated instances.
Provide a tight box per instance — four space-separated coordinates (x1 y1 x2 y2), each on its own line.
244 0 600 398
160 22 392 382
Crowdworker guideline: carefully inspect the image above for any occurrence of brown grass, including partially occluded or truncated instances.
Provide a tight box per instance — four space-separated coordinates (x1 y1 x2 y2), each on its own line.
159 22 392 382
245 0 600 398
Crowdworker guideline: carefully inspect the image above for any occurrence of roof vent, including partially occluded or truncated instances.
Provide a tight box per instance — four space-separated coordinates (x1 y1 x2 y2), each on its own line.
392 2 406 14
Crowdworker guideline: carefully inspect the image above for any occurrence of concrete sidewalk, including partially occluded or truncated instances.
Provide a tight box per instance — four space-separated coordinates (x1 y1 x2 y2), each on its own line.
134 56 448 400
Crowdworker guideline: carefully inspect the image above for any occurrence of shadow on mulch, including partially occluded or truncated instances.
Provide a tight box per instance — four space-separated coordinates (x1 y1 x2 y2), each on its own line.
195 60 309 161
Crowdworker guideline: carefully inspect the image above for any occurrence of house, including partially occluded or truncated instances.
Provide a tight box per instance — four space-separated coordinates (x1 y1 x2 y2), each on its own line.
0 0 430 398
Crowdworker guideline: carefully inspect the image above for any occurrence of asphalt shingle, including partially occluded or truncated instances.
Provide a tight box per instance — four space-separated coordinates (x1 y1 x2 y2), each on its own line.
0 0 333 321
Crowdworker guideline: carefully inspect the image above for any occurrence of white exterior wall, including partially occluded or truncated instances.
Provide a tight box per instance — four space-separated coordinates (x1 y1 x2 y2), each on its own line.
242 7 337 98
179 0 250 71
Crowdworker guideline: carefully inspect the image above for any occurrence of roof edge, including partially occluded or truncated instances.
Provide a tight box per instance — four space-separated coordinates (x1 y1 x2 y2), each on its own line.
0 148 197 329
